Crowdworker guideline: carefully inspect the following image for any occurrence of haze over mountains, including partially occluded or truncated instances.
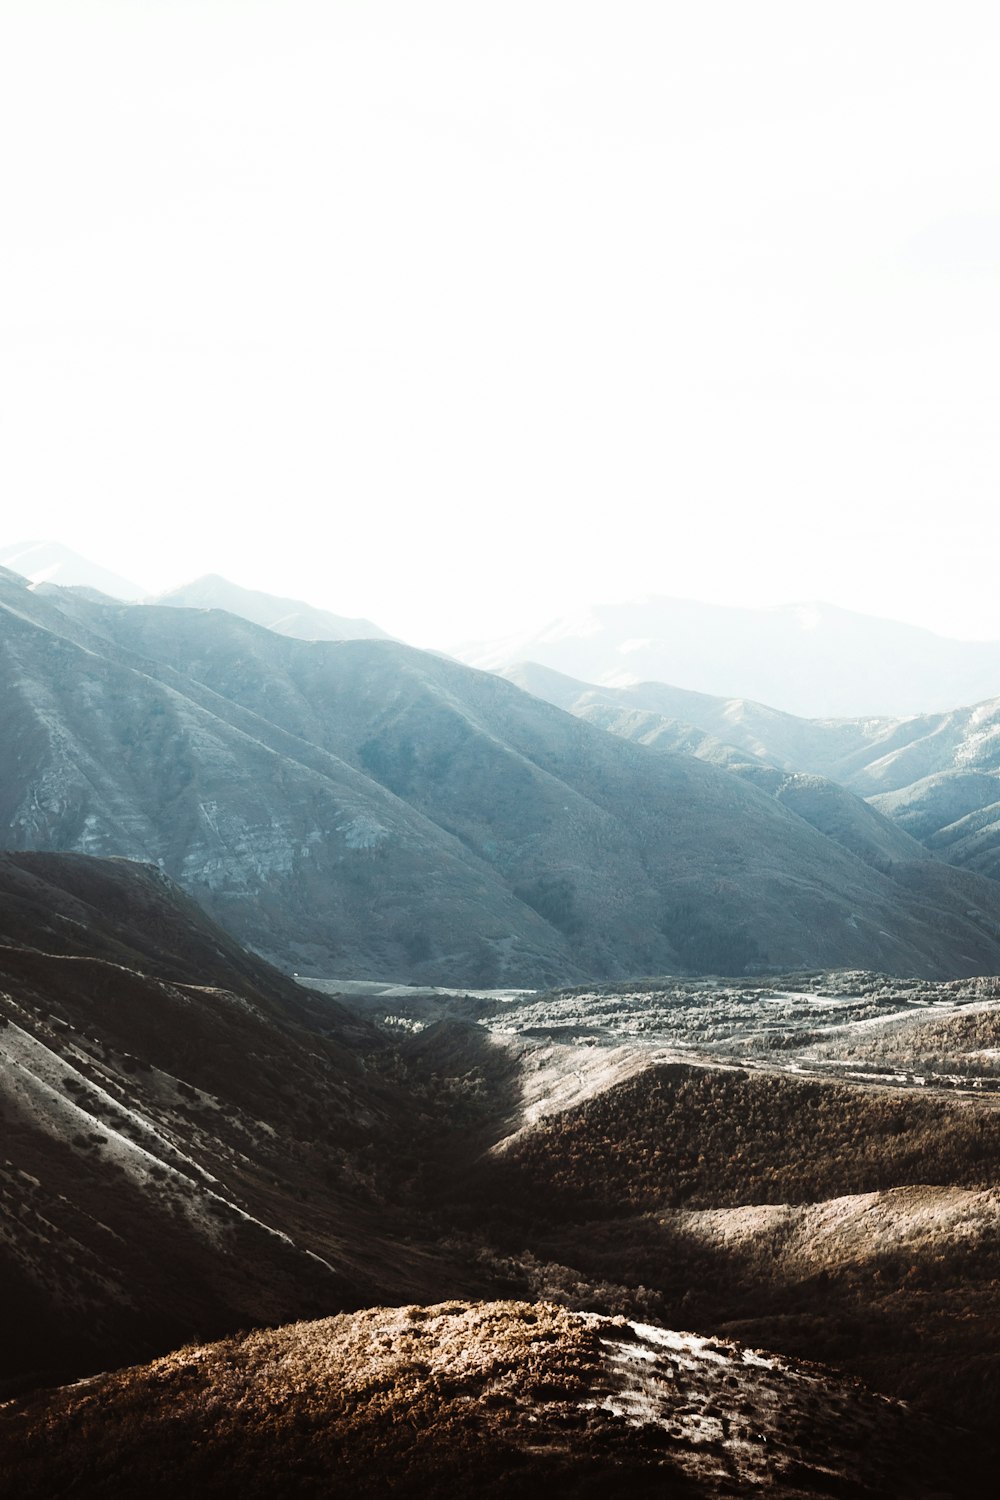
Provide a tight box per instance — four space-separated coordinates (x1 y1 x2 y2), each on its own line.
0 540 146 602
148 574 389 643
457 597 1000 718
6 565 1000 983
9 539 1000 720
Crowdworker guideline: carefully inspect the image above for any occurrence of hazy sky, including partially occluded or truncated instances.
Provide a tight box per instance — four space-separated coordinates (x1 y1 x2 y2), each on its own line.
2 2 999 646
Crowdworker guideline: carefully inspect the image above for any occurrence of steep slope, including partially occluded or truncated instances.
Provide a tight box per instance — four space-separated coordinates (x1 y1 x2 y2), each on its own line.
455 595 1000 717
7 572 1000 980
0 850 338 1009
0 1300 980 1499
147 573 389 642
507 662 1000 885
0 853 489 1393
871 772 1000 878
0 575 573 983
567 700 925 873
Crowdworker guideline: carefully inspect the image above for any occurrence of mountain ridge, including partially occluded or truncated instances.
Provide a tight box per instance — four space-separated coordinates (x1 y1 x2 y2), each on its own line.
147 573 390 643
6 573 1000 982
502 660 1000 887
0 540 146 600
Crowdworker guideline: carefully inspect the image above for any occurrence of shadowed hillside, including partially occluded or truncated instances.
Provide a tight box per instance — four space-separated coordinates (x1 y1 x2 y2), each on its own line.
0 854 499 1394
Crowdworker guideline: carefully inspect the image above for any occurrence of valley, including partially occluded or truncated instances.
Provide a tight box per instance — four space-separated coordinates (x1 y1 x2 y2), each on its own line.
7 0 1000 1485
5 564 1000 1491
3 854 1000 1491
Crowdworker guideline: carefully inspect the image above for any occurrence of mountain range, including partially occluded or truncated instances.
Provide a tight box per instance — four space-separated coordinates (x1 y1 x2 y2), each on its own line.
456 596 1000 718
10 539 1000 721
5 566 1000 982
7 550 1000 1491
503 661 1000 888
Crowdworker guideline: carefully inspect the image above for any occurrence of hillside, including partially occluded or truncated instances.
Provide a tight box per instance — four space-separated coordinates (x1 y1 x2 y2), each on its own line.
0 1301 978 1499
0 853 488 1393
357 972 1000 1436
4 857 1000 1488
505 662 1000 885
5 570 1000 983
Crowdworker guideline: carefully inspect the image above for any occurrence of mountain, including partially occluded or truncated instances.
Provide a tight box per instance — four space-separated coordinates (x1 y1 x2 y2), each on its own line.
0 540 145 600
6 570 1000 981
502 664 932 873
503 663 1000 887
498 661 875 773
147 573 390 642
454 596 1000 718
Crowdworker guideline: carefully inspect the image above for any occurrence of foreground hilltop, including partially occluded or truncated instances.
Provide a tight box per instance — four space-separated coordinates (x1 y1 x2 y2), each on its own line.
0 1299 982 1498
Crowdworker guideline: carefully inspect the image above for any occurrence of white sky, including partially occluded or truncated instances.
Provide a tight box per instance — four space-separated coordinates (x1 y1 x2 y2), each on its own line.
2 1 999 647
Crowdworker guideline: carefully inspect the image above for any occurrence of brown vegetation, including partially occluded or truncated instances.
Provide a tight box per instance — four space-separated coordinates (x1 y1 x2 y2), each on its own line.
0 1300 981 1499
479 1063 1000 1218
0 1303 686 1499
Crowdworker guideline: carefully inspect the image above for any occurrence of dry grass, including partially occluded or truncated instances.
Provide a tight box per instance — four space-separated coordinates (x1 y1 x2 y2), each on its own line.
0 1302 686 1498
0 1300 983 1499
480 1063 1000 1218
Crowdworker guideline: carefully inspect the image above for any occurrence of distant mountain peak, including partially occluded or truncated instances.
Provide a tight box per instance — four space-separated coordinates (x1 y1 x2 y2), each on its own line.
147 574 390 643
0 540 146 600
454 594 1000 718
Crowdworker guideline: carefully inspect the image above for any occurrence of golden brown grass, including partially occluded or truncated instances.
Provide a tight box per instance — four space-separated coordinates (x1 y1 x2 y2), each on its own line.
2 1299 988 1498
0 1302 699 1499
